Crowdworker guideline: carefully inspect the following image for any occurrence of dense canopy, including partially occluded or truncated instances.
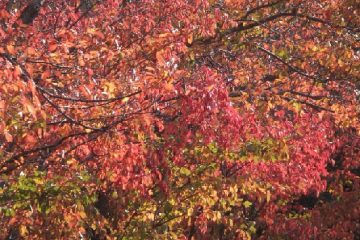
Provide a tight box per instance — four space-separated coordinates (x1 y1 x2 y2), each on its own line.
0 0 359 239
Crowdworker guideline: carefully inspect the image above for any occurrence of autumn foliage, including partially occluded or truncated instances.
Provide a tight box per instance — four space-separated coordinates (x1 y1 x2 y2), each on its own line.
0 0 359 239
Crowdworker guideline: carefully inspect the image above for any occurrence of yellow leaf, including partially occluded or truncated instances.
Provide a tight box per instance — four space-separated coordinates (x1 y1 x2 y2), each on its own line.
216 211 221 220
104 82 116 97
79 211 87 218
293 102 302 114
243 201 252 208
23 99 37 119
121 97 129 103
87 28 105 39
147 212 155 221
189 52 195 61
67 158 77 165
34 178 44 185
338 59 344 67
229 219 233 227
187 208 193 217
19 225 28 237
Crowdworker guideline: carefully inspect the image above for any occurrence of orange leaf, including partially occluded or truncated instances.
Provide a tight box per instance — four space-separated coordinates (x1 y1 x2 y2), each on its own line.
23 133 37 145
41 70 51 80
164 83 174 91
48 44 57 52
8 217 17 225
4 131 13 142
156 51 165 66
187 34 193 45
26 47 36 56
78 58 85 67
6 44 15 54
22 97 37 119
13 66 22 79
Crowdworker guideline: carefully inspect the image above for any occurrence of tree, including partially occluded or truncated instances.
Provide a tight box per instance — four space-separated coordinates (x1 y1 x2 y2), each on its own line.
0 0 359 239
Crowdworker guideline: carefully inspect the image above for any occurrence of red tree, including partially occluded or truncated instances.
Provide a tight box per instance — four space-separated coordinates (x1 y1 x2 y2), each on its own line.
0 0 359 239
